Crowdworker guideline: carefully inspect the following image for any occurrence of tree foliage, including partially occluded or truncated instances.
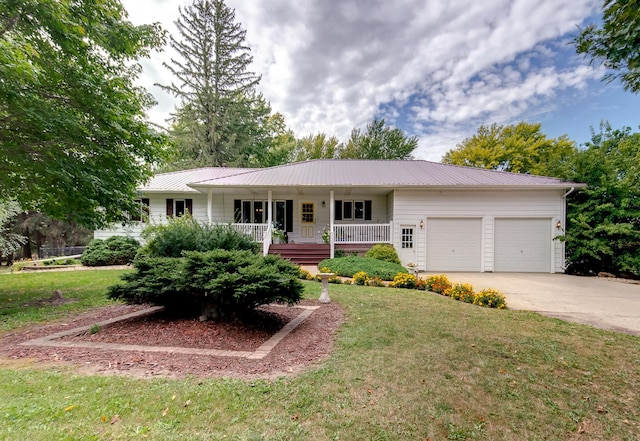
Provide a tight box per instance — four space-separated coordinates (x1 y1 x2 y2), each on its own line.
575 0 640 93
564 124 640 276
0 0 167 227
161 0 270 168
340 118 417 160
442 122 577 176
0 200 27 262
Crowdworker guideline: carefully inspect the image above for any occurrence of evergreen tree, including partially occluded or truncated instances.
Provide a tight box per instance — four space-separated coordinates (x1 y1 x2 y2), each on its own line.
160 0 268 167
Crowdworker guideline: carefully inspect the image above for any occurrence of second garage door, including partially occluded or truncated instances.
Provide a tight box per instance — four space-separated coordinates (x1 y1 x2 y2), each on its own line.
494 218 551 272
426 218 482 272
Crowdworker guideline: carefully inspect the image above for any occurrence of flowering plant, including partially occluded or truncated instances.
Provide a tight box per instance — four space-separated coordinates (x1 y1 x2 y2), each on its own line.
319 225 331 244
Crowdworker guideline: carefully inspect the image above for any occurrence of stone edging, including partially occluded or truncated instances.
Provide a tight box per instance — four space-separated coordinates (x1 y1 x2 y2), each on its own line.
19 305 320 360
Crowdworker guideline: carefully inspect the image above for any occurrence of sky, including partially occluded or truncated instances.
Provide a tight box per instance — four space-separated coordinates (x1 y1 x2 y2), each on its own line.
121 0 640 162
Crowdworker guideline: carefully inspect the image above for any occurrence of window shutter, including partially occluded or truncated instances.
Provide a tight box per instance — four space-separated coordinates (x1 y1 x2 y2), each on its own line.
233 199 241 222
334 200 342 220
365 200 372 220
285 200 293 232
186 199 193 215
166 199 174 217
142 198 150 220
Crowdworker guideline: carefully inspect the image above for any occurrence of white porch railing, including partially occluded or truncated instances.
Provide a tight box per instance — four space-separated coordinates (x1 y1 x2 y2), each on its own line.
333 223 392 243
232 223 270 243
262 223 273 256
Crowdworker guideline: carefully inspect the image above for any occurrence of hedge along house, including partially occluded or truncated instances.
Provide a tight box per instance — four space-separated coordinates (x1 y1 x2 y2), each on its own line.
95 159 585 273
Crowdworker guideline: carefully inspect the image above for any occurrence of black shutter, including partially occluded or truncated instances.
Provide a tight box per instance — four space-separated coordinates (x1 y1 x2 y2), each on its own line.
233 199 241 222
166 199 174 217
186 199 193 215
365 200 372 220
334 200 342 220
285 200 293 232
142 198 150 220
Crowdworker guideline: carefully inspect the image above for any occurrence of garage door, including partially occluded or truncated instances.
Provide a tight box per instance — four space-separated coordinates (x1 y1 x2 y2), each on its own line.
494 218 551 272
426 218 482 271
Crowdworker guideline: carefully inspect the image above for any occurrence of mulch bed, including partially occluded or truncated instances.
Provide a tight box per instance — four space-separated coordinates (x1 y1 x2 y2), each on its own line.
0 300 345 380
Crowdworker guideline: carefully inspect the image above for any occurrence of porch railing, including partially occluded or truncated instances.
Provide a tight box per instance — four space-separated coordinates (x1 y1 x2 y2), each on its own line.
262 223 272 256
333 223 391 243
232 223 270 243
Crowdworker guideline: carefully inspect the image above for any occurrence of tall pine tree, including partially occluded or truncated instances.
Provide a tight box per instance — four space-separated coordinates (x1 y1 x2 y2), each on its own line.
160 0 269 167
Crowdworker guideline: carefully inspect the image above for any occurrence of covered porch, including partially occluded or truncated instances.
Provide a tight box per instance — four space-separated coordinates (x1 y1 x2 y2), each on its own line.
196 185 395 260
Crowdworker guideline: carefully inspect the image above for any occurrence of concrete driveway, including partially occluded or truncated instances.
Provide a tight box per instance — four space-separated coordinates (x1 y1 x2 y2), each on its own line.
432 272 640 337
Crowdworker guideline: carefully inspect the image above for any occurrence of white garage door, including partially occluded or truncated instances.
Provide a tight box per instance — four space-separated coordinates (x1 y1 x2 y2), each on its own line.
426 218 482 272
494 218 551 272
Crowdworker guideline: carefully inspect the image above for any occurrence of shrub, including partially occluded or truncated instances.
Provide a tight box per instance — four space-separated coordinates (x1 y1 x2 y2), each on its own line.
446 283 475 303
390 272 417 289
317 256 408 281
352 271 369 285
108 250 303 317
367 277 386 287
141 215 259 258
473 288 507 309
81 236 140 266
365 243 401 264
425 274 452 294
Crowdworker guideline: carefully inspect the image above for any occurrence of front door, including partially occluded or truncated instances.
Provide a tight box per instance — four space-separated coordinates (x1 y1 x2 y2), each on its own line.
299 201 316 242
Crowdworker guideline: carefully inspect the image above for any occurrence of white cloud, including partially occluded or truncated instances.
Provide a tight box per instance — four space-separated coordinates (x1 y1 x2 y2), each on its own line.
122 0 602 160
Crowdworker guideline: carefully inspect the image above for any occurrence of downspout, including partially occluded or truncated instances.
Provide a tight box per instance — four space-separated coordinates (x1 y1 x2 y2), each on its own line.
560 187 575 271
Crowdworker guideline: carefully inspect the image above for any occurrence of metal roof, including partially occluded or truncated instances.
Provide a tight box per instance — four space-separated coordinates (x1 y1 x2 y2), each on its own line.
139 167 253 193
184 160 584 190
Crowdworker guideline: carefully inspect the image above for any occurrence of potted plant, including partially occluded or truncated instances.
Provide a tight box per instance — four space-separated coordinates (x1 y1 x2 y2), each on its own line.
272 228 286 244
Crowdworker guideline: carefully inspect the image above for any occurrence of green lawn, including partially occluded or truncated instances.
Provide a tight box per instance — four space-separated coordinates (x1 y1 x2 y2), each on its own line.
0 271 639 440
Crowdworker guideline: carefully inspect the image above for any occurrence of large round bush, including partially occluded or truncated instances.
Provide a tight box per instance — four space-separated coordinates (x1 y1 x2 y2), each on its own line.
81 236 140 266
318 256 408 281
365 243 401 264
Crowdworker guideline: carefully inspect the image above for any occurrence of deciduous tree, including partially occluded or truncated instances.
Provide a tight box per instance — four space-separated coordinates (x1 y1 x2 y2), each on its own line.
564 124 640 276
340 118 417 160
0 0 166 227
442 122 577 177
575 0 640 93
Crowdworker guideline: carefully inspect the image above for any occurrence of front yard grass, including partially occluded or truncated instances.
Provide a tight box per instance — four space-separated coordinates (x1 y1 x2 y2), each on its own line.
0 272 639 440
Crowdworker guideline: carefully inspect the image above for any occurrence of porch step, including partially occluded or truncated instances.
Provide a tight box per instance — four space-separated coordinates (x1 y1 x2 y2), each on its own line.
268 244 330 266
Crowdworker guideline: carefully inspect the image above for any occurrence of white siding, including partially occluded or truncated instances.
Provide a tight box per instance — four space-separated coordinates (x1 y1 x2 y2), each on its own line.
393 189 565 273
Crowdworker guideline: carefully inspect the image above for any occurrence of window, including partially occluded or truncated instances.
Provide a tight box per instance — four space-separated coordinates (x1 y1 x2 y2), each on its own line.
130 198 149 222
334 200 372 221
301 202 314 223
233 199 293 233
401 227 414 249
166 198 192 217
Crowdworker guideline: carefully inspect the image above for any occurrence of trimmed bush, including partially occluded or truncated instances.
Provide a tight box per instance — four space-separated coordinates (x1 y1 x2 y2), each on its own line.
81 236 140 266
318 256 408 281
141 215 259 258
108 250 303 317
365 243 401 264
446 283 475 303
390 272 417 289
425 274 452 294
473 288 507 309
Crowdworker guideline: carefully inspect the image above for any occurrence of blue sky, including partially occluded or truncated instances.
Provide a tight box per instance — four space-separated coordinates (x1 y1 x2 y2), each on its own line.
123 0 640 161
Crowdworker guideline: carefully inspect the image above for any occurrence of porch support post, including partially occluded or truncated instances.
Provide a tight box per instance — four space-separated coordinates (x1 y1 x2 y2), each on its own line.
267 190 273 226
330 189 335 258
207 189 213 224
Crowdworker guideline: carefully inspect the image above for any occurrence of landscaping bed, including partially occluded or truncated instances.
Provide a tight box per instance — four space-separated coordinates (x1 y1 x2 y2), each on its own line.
0 300 344 380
